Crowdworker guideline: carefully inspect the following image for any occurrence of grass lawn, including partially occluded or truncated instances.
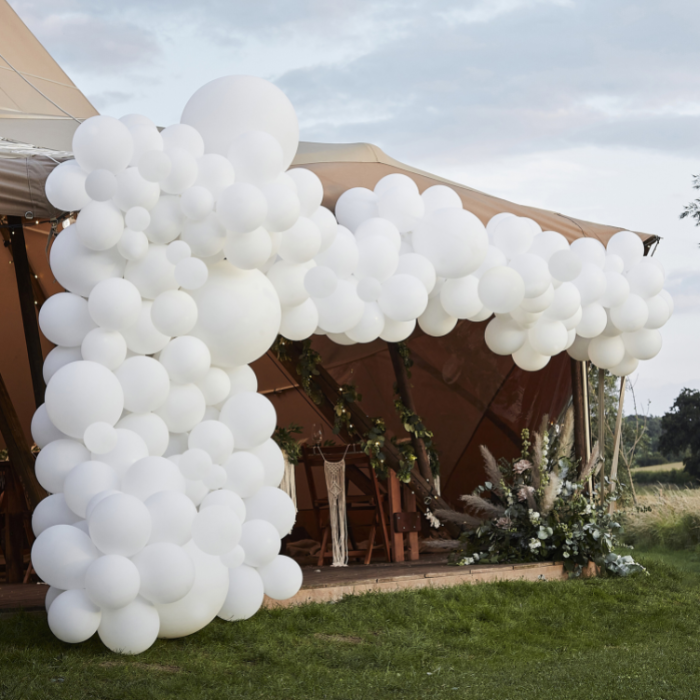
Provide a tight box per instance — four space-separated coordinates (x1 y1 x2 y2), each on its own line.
2 551 700 700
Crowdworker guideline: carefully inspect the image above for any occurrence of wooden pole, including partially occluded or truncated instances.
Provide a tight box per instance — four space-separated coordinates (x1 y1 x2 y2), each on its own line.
5 216 46 409
571 358 587 466
598 368 606 503
387 342 434 489
0 371 47 510
608 378 626 513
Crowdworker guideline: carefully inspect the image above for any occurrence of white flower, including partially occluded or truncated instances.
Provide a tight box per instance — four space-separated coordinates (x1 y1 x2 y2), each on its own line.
528 509 541 525
528 538 542 551
424 509 441 529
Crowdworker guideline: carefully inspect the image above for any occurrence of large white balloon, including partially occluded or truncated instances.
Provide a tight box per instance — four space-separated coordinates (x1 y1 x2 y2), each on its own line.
98 596 160 655
257 556 303 600
115 356 170 413
218 564 264 621
88 492 152 556
31 524 99 590
48 589 101 644
478 267 525 314
85 554 141 610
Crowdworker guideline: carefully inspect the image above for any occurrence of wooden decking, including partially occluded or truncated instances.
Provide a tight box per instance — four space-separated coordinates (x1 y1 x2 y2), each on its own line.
0 556 595 614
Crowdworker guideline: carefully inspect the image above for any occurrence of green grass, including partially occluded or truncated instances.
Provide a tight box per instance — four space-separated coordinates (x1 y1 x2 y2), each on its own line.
3 553 700 699
631 462 683 473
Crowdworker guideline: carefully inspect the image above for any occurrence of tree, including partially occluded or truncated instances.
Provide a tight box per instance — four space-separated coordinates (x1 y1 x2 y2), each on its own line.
681 174 700 229
659 388 700 477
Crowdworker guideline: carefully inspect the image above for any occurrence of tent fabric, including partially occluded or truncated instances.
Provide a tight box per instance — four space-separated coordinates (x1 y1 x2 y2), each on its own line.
0 0 98 150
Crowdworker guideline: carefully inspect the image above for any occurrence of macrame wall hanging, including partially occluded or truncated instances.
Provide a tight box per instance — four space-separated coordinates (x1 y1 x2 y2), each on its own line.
279 452 298 512
321 446 350 567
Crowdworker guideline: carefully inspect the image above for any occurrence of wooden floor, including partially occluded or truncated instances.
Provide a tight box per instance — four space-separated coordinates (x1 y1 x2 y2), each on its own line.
0 556 595 613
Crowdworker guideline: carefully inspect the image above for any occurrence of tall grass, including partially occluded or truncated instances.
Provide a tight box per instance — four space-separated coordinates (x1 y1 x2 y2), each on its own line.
620 487 700 550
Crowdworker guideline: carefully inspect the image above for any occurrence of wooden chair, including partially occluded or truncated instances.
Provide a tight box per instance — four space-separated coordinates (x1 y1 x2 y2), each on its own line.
301 445 392 566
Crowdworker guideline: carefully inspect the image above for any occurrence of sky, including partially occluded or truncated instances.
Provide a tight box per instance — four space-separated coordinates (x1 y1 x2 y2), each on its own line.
8 0 700 417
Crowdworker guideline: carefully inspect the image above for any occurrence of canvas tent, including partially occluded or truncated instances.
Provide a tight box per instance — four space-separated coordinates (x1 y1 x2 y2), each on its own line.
0 0 659 540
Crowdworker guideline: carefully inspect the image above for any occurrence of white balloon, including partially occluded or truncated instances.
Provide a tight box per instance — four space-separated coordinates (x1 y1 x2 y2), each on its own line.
314 279 364 333
512 340 550 372
122 301 171 355
314 225 358 278
610 294 649 333
544 282 581 321
85 169 117 201
98 596 160 655
226 365 258 396
600 271 630 308
218 564 264 621
356 235 399 281
573 263 606 305
125 245 178 300
223 451 266 497
440 276 483 319
196 367 232 406
413 209 488 278
113 167 160 211
31 404 67 448
45 361 124 439
262 177 301 233
244 486 296 537
115 356 170 414
576 303 608 338
155 383 207 434
249 439 286 489
122 456 186 501
179 448 213 480
175 257 209 290
45 159 90 211
381 317 417 342
201 489 247 522
116 413 170 457
159 147 198 195
50 225 126 297
92 428 149 477
118 228 149 261
567 334 591 362
346 302 385 343
520 284 554 313
192 505 242 556
85 554 141 610
63 460 120 517
189 261 281 367
588 335 626 370
417 296 457 337
48 589 101 643
377 186 425 233
181 75 298 169
279 298 319 341
257 555 303 600
607 230 644 269
239 519 281 568
570 238 606 268
311 205 339 253
645 293 672 329
32 524 99 589
151 290 198 337
287 167 324 217
159 336 212 384
622 329 663 360
604 253 625 274
227 130 284 185
88 278 142 332
124 206 150 232
528 320 568 356
509 254 551 298
221 545 246 568
490 216 535 259
609 353 640 377
32 493 81 536
335 188 379 232
478 267 525 314
626 258 665 299
378 274 428 322
421 184 462 214
356 276 383 303
144 490 197 546
527 230 569 261
161 123 205 157
304 265 338 299
132 542 195 604
484 316 526 355
73 115 133 174
39 293 96 347
549 249 582 282
43 346 82 384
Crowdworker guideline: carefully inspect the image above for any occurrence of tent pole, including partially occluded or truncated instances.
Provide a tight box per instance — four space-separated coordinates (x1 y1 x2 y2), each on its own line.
387 342 434 489
597 368 606 504
0 370 46 510
608 378 626 514
5 216 45 409
570 358 587 468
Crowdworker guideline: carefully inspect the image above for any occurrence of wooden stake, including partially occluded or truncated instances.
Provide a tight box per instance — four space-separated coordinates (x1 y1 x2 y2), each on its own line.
608 378 626 513
571 358 588 466
598 368 606 504
387 469 404 563
6 217 46 409
0 371 46 510
387 342 434 489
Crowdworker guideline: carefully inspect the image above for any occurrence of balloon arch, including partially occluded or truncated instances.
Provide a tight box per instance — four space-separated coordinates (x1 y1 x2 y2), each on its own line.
31 76 672 653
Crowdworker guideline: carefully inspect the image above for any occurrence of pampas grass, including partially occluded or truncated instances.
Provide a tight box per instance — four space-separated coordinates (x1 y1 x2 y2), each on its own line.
479 445 503 495
540 472 561 514
556 406 574 462
579 442 600 482
459 494 506 519
621 487 700 550
434 509 483 529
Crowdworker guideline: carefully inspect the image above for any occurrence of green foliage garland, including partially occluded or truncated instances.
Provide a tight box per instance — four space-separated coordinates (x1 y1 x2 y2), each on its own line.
272 423 303 465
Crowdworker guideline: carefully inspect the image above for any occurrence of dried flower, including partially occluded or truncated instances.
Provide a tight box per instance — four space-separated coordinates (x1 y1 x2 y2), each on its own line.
496 517 512 529
513 459 532 474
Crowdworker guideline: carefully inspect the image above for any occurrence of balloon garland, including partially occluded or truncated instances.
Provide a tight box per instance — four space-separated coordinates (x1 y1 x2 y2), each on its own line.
32 74 672 654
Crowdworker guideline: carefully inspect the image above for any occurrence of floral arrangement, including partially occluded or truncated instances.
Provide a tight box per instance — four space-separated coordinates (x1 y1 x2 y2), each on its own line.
434 411 646 577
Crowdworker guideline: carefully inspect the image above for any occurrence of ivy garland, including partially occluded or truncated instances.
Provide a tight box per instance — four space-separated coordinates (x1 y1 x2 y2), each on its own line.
271 423 303 465
272 335 437 483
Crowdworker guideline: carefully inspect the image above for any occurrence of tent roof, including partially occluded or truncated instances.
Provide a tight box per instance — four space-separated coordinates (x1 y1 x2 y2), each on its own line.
0 0 98 151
